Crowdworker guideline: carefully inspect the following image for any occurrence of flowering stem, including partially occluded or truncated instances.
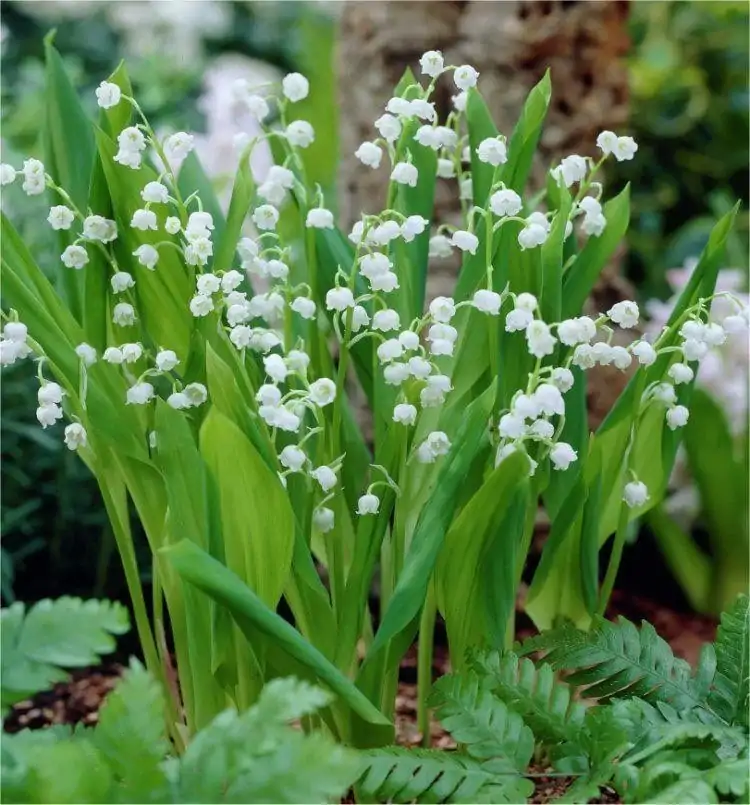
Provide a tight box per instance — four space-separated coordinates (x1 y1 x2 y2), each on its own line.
417 586 436 748
597 500 630 618
597 371 646 615
126 96 188 220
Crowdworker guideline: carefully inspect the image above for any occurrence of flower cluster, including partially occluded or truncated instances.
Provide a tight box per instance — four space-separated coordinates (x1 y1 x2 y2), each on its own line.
2 48 747 533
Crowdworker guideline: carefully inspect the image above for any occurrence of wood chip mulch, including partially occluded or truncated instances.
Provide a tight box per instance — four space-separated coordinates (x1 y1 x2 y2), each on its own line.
3 663 123 734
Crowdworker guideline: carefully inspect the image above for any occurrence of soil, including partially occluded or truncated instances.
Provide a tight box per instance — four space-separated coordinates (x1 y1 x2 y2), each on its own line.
4 663 123 734
4 595 717 804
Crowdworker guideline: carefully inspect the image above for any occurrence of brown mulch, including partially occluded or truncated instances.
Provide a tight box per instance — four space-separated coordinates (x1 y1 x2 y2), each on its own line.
2 596 718 803
3 663 123 734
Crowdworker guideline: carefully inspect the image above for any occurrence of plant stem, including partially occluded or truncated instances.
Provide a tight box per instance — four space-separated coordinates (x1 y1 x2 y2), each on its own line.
417 588 437 748
597 501 630 617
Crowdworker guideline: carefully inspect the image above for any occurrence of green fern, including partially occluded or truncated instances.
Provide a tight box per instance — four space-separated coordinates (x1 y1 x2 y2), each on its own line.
429 671 534 770
520 616 715 714
469 649 587 749
2 669 359 805
355 747 533 804
708 594 749 727
704 757 750 799
1 597 129 710
92 660 170 803
175 676 358 804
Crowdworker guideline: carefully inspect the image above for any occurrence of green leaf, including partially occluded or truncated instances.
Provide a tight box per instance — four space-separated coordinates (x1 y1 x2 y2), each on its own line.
364 388 496 661
430 671 534 770
1 735 113 804
683 390 749 608
540 183 573 323
470 650 587 749
199 407 293 608
356 747 533 804
177 686 359 804
434 452 528 666
94 127 193 359
647 505 712 615
708 594 749 726
43 38 100 327
1 598 129 710
92 659 170 802
466 89 499 207
500 70 552 195
391 137 436 320
704 758 750 799
160 539 393 746
314 226 375 403
212 153 255 285
561 184 630 318
520 616 717 715
248 676 333 724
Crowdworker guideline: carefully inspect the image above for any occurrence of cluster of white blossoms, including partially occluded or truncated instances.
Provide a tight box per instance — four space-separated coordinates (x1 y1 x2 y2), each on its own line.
2 50 747 530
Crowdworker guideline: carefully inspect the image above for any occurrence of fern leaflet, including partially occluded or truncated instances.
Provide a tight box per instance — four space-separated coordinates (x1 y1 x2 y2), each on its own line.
469 649 587 749
430 671 534 770
708 594 749 727
355 747 533 804
520 616 716 714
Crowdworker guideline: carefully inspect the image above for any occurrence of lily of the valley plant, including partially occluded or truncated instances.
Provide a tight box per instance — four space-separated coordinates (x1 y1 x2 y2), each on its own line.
1 42 744 748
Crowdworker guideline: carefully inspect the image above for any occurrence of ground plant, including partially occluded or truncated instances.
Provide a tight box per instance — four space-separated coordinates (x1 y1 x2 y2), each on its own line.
0 38 746 771
2 594 747 803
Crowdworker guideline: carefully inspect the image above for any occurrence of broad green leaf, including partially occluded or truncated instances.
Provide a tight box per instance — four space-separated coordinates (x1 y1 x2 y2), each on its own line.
94 128 193 359
363 387 496 662
435 452 528 667
684 389 749 597
540 183 573 323
579 471 603 615
466 89 499 207
391 131 436 319
500 69 552 194
204 344 276 470
199 407 293 608
561 184 630 318
161 539 393 746
212 153 255 290
43 37 95 323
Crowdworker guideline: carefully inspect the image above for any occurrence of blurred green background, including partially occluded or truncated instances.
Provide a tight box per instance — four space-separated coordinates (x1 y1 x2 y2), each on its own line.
1 0 747 612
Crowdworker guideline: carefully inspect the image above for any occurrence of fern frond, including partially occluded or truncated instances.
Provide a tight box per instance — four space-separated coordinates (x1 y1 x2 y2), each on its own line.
520 617 714 714
645 776 716 804
469 650 587 749
92 659 170 803
355 747 533 804
250 676 333 724
704 757 750 800
1 597 129 710
177 679 358 804
708 594 749 727
430 671 534 770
